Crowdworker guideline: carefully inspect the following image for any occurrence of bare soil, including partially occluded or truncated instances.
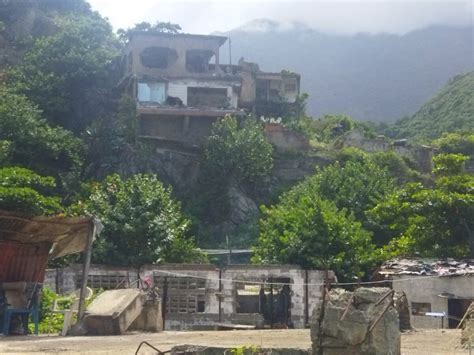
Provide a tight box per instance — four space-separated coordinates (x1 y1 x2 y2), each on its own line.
0 329 469 354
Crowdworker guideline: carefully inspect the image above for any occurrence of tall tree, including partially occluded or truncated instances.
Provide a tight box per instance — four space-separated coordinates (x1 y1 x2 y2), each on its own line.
70 174 205 266
369 154 474 257
11 13 119 132
254 194 378 281
0 85 83 181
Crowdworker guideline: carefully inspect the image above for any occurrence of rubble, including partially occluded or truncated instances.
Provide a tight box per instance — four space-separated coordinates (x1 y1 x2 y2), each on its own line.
170 345 310 355
311 287 400 355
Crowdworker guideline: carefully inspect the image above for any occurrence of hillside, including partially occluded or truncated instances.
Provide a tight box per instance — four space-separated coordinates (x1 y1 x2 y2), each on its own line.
218 20 473 122
387 71 474 141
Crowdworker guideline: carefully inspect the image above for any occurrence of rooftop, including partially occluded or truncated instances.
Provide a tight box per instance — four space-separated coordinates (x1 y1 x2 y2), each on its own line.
128 31 228 46
378 258 474 277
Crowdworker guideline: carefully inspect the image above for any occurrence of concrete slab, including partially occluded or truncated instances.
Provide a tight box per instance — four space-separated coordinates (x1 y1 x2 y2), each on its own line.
83 289 145 335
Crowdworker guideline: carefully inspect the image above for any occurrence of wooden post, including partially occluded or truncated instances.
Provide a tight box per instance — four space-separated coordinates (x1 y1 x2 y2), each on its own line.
77 220 96 320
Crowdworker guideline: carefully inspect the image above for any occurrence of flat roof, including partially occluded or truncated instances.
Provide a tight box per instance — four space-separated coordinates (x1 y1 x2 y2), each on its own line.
128 31 228 46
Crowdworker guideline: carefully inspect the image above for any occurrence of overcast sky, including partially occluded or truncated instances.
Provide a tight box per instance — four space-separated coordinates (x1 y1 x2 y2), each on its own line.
88 0 472 35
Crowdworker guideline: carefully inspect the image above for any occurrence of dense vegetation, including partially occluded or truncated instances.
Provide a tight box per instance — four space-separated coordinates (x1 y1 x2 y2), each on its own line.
0 0 472 283
386 71 474 142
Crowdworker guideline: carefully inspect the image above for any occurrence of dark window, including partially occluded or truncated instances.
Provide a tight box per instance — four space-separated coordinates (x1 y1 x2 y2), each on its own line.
411 302 431 315
140 47 178 69
187 87 229 108
186 49 215 73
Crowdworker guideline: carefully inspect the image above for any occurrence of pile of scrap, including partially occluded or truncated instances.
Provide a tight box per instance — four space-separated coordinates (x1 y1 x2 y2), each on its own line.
311 287 400 355
81 288 162 335
378 258 474 276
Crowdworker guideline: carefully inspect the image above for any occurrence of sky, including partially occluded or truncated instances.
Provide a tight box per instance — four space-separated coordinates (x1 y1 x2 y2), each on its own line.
88 0 472 35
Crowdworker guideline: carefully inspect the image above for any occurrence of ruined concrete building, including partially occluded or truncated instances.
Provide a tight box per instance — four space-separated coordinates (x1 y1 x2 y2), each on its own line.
119 32 300 147
376 258 474 329
45 264 335 330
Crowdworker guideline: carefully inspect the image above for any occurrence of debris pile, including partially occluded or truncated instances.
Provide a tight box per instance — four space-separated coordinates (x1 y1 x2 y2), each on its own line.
311 287 400 355
170 345 310 355
378 258 474 276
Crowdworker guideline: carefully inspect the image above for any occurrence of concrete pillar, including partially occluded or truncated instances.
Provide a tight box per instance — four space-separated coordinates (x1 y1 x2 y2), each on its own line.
183 116 190 136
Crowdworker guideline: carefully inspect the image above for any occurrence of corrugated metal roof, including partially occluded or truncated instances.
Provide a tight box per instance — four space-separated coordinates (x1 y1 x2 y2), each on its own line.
378 258 474 276
0 210 101 283
0 241 50 282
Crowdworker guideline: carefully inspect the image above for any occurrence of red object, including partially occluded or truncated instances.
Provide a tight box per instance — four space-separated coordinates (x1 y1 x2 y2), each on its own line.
0 241 51 282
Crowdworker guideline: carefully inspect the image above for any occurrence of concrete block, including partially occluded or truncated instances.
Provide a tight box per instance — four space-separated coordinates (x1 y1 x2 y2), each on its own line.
83 289 145 335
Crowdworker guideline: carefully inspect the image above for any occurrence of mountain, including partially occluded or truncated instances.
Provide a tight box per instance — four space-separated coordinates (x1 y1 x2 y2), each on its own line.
386 71 474 141
218 20 473 122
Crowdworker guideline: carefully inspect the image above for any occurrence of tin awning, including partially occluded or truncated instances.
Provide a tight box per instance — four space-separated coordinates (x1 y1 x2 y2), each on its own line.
0 210 101 259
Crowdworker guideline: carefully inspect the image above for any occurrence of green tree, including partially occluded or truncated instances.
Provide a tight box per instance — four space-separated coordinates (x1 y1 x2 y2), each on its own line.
368 154 474 258
432 131 474 156
193 115 273 223
70 174 205 266
83 94 155 179
117 21 182 42
285 156 396 245
11 13 119 132
0 85 83 179
0 167 62 215
254 194 378 281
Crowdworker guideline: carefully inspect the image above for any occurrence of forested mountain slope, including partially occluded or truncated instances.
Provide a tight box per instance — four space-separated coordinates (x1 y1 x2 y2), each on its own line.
218 20 473 122
387 71 474 141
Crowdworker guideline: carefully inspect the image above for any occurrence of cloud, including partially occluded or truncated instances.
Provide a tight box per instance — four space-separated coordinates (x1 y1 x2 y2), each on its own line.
88 0 472 35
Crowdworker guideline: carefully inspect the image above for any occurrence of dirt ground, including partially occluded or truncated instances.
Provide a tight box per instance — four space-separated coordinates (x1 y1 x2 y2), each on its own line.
0 329 470 354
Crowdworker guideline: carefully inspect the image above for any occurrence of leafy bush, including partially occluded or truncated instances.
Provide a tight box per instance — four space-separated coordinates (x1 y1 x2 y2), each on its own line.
0 85 84 179
192 116 273 223
70 174 206 266
254 194 379 281
433 131 474 155
368 155 474 258
0 167 62 215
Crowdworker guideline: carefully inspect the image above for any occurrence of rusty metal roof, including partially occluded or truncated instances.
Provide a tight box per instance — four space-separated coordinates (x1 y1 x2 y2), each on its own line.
0 210 100 283
0 210 99 259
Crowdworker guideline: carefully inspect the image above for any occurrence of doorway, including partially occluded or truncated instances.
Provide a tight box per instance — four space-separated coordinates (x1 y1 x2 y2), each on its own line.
447 298 472 328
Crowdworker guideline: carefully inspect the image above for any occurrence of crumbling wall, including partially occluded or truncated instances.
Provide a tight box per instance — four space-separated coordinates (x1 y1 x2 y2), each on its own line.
311 287 400 355
264 124 310 152
341 129 434 173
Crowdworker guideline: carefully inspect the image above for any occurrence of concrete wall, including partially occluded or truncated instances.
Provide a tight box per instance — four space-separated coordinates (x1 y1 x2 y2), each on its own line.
264 124 310 152
140 114 217 145
46 264 332 330
342 129 434 173
44 265 138 294
392 275 474 329
125 33 224 78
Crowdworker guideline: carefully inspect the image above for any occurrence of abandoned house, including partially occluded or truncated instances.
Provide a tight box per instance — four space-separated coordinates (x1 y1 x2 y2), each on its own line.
376 258 474 329
45 263 335 330
119 32 300 147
